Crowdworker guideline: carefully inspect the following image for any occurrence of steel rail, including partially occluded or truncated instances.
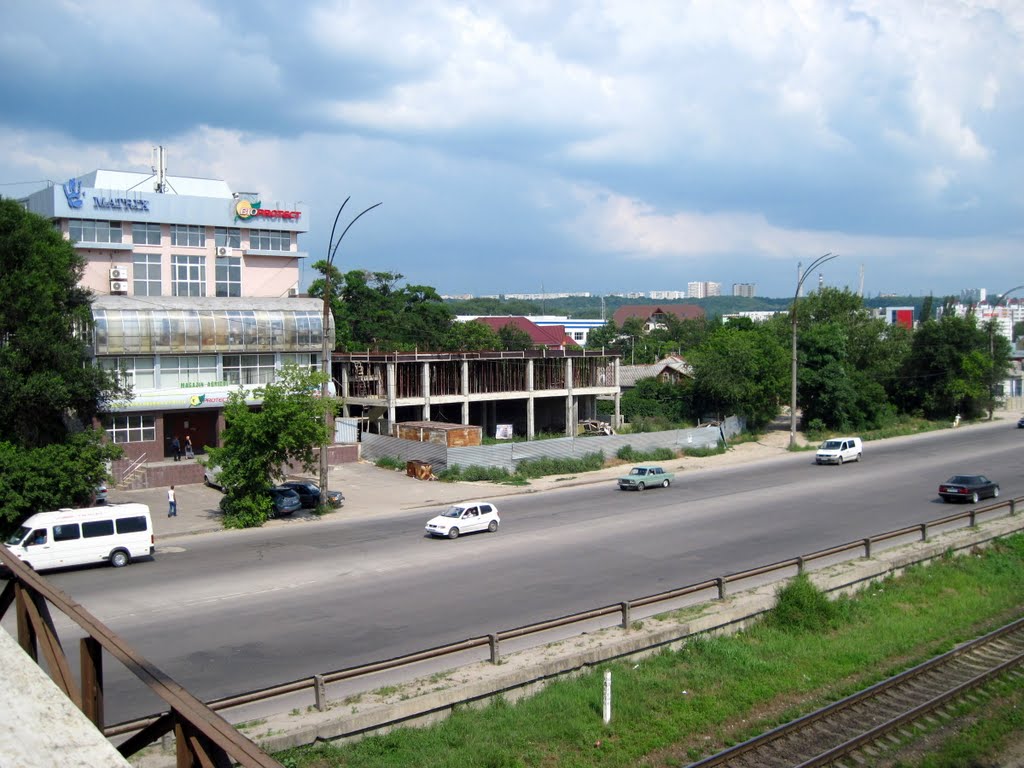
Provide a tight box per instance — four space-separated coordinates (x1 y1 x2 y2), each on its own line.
686 616 1024 767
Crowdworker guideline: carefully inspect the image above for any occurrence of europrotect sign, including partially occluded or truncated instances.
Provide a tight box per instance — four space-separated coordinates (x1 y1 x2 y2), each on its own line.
234 199 301 221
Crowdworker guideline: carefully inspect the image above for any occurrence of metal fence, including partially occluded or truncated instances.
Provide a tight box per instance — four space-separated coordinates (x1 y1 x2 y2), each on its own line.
362 416 743 472
102 494 1022 737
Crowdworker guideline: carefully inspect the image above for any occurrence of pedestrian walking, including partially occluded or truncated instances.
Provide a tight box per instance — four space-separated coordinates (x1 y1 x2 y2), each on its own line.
167 485 177 517
171 435 181 461
184 434 194 459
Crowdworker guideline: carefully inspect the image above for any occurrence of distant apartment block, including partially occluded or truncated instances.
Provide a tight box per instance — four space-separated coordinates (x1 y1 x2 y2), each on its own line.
722 311 781 323
960 288 988 304
732 283 756 298
649 290 687 300
687 281 721 299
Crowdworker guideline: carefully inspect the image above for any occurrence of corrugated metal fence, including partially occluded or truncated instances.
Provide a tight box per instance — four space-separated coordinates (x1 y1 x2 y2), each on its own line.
362 416 743 472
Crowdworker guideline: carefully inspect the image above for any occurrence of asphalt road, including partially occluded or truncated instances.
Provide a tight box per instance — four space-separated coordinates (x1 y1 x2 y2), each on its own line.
15 422 1024 723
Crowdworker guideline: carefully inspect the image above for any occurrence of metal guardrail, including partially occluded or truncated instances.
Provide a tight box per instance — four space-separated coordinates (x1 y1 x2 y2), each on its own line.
0 545 282 767
101 494 1022 737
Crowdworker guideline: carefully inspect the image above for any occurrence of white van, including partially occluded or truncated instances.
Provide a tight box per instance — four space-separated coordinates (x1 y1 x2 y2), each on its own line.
2 503 154 572
815 437 863 465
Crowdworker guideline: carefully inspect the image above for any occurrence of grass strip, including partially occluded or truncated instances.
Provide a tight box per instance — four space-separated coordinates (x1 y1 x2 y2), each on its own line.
277 536 1024 768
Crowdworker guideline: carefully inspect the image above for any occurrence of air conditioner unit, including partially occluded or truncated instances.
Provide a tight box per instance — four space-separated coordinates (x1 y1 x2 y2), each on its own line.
110 281 128 293
287 287 298 297
216 246 233 257
109 267 128 280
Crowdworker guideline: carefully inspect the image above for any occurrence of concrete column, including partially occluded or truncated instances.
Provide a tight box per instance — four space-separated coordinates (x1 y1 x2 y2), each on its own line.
461 359 470 424
386 362 397 429
565 357 575 436
422 361 430 420
526 359 535 438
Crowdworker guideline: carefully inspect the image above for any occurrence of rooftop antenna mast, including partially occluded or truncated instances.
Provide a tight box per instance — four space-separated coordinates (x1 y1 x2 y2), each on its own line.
152 146 168 193
858 264 865 297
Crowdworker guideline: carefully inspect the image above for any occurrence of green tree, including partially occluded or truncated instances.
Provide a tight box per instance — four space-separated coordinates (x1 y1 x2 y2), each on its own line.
585 320 620 350
498 323 535 351
206 366 333 528
898 314 1009 420
0 199 125 447
0 431 121 530
0 200 125 528
784 287 906 431
445 320 501 351
689 323 788 430
620 377 691 423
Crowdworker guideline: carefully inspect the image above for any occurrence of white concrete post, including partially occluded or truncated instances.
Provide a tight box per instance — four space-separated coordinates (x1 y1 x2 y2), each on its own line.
602 669 612 724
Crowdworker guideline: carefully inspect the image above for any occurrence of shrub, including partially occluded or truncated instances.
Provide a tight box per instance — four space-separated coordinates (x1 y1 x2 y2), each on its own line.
617 445 676 462
763 573 850 633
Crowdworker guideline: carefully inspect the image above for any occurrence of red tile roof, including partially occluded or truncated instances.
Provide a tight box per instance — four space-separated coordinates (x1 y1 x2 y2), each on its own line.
612 304 705 326
472 316 578 348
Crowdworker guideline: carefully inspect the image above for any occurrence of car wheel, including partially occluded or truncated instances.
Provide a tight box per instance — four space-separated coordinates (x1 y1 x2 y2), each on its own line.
637 482 646 491
662 479 670 488
993 487 1000 498
448 527 460 539
971 491 979 503
110 550 129 568
856 453 862 462
487 520 498 533
837 456 844 466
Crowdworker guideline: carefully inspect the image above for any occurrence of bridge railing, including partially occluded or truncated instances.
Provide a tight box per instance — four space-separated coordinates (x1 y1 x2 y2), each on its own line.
0 545 283 767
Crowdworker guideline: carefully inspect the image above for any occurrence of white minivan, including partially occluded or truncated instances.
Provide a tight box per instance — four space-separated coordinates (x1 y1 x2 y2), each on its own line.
2 503 154 572
815 437 863 465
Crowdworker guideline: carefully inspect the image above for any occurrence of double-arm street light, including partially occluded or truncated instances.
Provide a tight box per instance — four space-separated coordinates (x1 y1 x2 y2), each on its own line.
789 252 838 449
319 198 383 504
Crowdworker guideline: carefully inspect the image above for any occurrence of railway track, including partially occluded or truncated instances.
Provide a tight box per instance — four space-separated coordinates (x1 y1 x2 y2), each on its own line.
687 616 1024 768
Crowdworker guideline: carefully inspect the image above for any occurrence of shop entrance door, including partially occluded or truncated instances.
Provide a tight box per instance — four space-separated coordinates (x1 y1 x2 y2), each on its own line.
163 412 218 459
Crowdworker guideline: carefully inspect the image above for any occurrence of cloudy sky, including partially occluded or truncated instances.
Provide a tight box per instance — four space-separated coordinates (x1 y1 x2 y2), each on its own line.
1 1 1022 299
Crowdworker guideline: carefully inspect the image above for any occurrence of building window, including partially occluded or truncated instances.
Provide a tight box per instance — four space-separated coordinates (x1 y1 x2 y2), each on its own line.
215 227 241 248
223 354 276 385
280 352 319 371
132 253 161 296
104 414 156 444
171 255 206 297
249 229 291 251
69 219 122 244
170 224 206 247
215 256 241 297
132 222 161 245
159 355 217 387
98 356 155 389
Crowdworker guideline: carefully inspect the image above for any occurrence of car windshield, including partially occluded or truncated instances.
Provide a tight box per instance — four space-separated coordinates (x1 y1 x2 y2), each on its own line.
441 506 466 518
5 526 29 546
821 440 843 449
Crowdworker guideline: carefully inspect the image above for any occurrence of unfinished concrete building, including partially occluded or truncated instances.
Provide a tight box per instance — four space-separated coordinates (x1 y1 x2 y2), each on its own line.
333 350 621 439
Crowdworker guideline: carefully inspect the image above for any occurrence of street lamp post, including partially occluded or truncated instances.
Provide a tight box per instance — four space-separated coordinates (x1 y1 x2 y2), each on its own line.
789 252 838 449
987 284 1024 419
319 198 383 505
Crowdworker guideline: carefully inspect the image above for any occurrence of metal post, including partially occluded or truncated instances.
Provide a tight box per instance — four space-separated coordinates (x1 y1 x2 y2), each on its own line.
489 634 500 664
620 601 631 629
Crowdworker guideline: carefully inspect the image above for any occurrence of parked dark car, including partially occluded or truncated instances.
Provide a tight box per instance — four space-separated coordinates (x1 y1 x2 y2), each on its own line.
268 486 302 517
281 481 344 509
1017 415 1024 428
937 474 1000 504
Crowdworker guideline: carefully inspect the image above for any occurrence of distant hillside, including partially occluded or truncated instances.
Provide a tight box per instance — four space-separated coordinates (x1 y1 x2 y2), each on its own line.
445 294 930 321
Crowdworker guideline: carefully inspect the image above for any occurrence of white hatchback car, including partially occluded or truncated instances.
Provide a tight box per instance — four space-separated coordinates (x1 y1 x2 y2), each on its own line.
425 501 500 539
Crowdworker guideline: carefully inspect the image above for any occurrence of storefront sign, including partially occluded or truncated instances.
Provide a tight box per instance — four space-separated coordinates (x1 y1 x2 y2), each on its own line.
93 196 150 212
234 198 301 221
